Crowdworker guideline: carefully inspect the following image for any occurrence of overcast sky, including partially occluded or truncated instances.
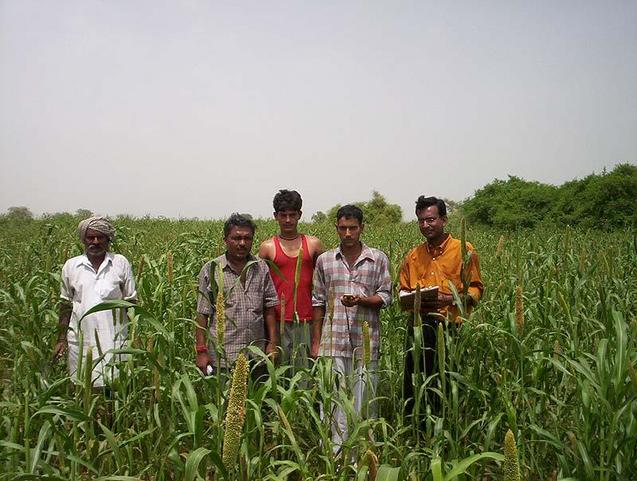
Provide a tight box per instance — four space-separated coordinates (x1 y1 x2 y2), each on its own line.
1 1 635 220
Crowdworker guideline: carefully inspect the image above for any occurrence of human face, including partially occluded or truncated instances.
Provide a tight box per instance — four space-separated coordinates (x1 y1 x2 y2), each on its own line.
336 216 363 249
274 209 301 237
83 228 109 258
224 225 254 262
416 205 447 243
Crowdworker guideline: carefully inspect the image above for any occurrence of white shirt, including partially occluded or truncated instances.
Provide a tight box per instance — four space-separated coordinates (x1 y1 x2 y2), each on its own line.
60 252 137 386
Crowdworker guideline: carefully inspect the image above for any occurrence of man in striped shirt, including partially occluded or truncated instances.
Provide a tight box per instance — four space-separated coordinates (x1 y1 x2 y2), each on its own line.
311 204 392 451
195 213 279 381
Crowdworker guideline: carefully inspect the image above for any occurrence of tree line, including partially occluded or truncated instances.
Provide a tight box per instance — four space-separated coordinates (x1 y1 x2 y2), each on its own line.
3 163 635 229
460 163 637 229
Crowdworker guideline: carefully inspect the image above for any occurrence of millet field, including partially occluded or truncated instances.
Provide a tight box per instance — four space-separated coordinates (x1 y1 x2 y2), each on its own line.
1 216 636 480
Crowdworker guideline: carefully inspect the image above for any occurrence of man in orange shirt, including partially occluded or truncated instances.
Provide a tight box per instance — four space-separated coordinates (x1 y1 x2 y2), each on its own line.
399 196 483 416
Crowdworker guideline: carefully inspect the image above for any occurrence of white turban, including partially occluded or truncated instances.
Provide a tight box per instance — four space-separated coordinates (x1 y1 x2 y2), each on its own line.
77 216 116 241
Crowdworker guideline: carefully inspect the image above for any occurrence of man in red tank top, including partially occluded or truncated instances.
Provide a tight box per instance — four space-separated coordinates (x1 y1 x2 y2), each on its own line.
259 190 324 365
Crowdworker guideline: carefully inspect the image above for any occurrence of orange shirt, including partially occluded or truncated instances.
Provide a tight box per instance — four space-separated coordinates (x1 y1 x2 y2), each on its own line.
399 234 483 321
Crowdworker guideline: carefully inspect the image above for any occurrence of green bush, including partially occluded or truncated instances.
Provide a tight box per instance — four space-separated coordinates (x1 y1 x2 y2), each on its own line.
462 163 637 228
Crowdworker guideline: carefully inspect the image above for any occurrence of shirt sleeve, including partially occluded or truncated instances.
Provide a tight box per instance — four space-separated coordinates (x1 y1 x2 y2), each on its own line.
375 251 393 307
466 246 484 303
312 255 327 307
196 263 213 316
60 261 73 301
398 251 412 292
262 265 279 309
121 258 138 302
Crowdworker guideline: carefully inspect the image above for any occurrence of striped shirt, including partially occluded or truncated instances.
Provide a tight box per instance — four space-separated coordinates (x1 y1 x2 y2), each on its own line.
197 254 279 366
312 243 392 360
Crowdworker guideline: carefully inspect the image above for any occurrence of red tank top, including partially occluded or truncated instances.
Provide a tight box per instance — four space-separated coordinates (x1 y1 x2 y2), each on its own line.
270 235 314 322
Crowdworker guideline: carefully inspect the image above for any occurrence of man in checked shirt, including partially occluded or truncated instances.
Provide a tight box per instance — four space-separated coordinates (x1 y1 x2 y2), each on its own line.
195 213 279 381
310 204 392 451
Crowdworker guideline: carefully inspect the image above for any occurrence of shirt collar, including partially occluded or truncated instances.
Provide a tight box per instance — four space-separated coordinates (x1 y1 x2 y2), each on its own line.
78 251 113 267
77 252 113 273
426 233 452 256
218 253 257 273
335 242 375 263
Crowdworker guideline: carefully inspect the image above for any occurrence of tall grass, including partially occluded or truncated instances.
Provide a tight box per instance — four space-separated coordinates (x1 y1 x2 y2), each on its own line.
0 216 636 479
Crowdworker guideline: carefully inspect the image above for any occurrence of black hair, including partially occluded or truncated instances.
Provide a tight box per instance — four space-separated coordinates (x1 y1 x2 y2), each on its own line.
273 189 302 212
223 213 256 237
415 196 447 217
336 204 364 224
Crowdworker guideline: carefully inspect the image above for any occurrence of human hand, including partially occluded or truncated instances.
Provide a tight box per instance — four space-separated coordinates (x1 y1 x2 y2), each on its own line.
341 294 360 307
52 339 67 364
436 293 454 307
196 351 212 374
265 342 278 363
310 342 320 360
421 293 454 310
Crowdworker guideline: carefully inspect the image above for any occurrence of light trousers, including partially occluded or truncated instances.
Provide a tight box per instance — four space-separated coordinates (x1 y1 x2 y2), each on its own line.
327 356 378 452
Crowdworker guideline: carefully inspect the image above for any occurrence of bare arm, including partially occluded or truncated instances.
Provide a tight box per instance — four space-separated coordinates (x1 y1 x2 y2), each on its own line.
310 254 326 359
310 306 325 359
52 300 72 362
195 313 211 373
466 248 484 305
308 236 325 263
264 306 277 357
258 239 276 261
341 294 384 309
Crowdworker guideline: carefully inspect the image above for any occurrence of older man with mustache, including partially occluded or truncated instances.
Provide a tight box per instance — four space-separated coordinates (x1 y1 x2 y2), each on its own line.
52 216 137 387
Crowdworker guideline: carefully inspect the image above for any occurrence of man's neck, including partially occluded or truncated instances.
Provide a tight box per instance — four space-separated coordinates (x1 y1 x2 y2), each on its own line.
427 233 449 248
225 253 249 273
278 231 301 241
340 242 362 262
87 253 106 271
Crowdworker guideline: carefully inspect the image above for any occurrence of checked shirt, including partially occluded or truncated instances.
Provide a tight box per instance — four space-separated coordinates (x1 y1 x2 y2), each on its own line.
197 254 278 367
312 243 392 360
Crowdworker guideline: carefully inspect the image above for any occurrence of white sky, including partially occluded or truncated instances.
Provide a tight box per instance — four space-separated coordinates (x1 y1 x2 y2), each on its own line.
1 1 636 220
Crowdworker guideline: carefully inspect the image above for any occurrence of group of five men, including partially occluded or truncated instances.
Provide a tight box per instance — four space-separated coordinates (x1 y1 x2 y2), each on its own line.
53 190 483 448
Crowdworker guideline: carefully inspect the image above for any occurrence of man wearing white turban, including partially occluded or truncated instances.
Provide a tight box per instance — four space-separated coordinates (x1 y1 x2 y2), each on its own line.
53 216 137 387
